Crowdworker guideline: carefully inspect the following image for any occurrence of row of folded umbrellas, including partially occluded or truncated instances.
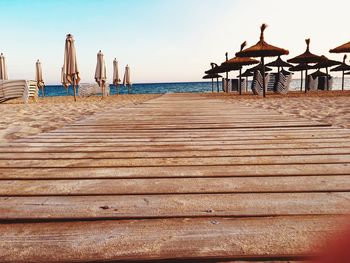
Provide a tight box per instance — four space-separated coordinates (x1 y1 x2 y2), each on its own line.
0 34 132 101
203 24 350 97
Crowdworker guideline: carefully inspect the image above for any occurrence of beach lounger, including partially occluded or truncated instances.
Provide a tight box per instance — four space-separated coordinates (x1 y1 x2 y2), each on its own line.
267 73 277 92
307 75 319 91
0 80 38 103
251 70 270 96
275 71 292 94
78 83 110 97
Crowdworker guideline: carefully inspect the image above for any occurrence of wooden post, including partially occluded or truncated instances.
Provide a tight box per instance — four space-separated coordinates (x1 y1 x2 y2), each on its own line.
239 68 242 95
72 75 77 102
101 82 104 99
216 78 219 93
342 70 345 91
300 71 303 92
211 78 214 93
326 67 329 91
305 68 308 93
261 57 266 98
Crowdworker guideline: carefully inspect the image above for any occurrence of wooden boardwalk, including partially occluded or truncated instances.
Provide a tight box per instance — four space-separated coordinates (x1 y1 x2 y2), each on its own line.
0 93 350 262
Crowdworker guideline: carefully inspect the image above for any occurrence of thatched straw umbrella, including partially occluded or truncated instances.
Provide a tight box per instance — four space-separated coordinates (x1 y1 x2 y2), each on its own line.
330 41 350 54
35 59 45 97
95 50 107 98
222 42 259 95
203 73 222 93
63 34 80 101
288 39 325 93
289 63 315 92
236 24 289 97
0 53 8 80
266 56 293 74
205 63 222 92
311 69 330 78
247 63 273 73
330 55 350 91
61 66 69 95
113 58 121 94
312 56 341 90
123 65 132 94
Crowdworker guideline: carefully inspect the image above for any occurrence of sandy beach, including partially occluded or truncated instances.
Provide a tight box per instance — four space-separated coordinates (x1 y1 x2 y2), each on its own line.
0 94 160 142
1 91 349 143
204 90 350 129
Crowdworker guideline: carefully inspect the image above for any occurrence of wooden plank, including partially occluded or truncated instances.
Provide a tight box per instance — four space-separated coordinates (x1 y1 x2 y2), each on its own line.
1 176 349 196
1 163 349 179
0 216 344 262
0 147 350 159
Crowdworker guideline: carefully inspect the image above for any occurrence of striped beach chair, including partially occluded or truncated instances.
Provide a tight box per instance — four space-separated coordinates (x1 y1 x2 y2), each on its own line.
251 70 270 96
275 71 292 94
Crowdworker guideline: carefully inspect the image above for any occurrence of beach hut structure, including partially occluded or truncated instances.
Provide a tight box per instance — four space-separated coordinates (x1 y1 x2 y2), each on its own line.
0 53 8 80
35 59 45 97
113 58 121 94
203 73 222 93
330 55 350 91
95 50 107 98
312 56 341 90
222 42 259 95
288 39 325 93
236 24 289 97
123 65 132 94
63 34 80 101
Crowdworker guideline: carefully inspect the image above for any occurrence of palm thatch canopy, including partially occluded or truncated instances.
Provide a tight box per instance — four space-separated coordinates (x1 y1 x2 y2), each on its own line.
223 42 259 67
237 69 254 77
330 55 350 72
330 41 350 53
288 39 325 64
311 69 330 78
345 71 350 75
289 63 315 72
248 63 272 72
313 56 341 69
266 56 293 68
236 24 289 58
203 73 222 79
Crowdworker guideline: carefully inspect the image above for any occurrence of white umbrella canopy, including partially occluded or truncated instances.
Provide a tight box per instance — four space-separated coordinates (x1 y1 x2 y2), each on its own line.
113 58 121 94
123 64 132 94
63 34 80 101
61 66 69 95
35 59 45 97
0 53 8 80
94 50 107 98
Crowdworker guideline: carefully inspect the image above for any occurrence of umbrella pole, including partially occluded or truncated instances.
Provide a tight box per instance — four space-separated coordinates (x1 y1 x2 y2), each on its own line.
216 78 219 93
211 79 214 93
326 67 329 91
305 69 308 93
300 71 303 92
239 69 242 95
342 70 345 91
246 76 248 92
72 76 77 102
261 57 266 98
101 82 104 99
226 71 228 93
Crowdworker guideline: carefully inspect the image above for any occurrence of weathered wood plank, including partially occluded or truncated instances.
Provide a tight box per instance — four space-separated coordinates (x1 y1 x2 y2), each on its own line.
1 176 349 196
0 216 344 262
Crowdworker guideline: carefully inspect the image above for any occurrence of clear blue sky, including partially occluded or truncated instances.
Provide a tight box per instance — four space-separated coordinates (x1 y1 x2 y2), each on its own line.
0 0 349 84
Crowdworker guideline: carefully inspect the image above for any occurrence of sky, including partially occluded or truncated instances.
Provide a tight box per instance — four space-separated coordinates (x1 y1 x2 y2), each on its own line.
0 0 349 84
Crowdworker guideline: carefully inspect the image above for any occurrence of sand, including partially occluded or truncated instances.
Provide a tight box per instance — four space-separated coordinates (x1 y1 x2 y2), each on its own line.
0 94 160 143
203 90 350 129
1 91 349 143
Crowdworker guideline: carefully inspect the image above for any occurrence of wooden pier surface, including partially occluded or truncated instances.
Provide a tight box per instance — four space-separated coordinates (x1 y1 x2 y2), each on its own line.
0 93 350 262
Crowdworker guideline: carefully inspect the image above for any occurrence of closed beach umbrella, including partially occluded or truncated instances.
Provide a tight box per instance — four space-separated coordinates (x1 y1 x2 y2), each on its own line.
113 58 121 94
63 34 80 101
330 41 350 54
95 50 107 98
222 42 259 94
266 56 293 74
330 55 350 91
35 59 45 97
236 24 289 97
123 65 131 94
0 53 8 80
313 55 341 90
61 66 69 95
288 39 325 93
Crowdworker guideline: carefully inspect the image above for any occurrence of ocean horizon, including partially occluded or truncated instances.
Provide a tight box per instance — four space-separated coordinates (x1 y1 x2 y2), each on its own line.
40 78 350 96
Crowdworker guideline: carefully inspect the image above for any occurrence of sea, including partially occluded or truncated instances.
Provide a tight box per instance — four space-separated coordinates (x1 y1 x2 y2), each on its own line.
40 78 350 97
